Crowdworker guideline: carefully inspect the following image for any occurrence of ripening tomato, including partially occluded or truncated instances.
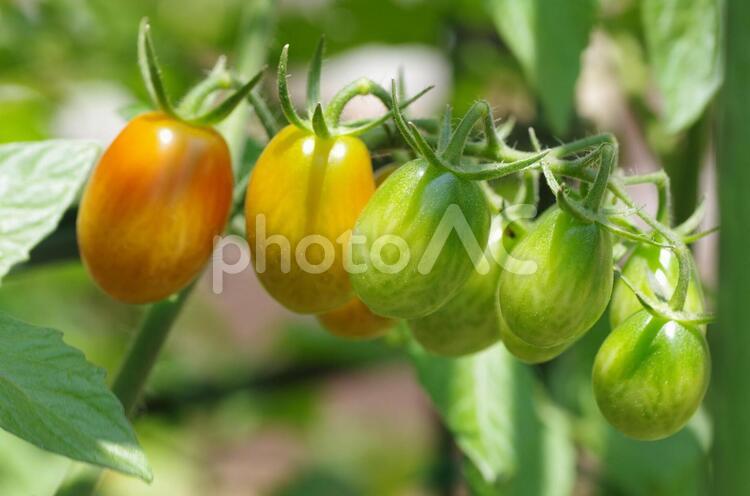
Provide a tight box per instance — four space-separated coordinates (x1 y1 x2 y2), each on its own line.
409 215 513 356
245 125 375 314
349 159 491 319
317 297 395 339
593 310 710 440
497 207 613 348
77 112 233 304
609 244 704 329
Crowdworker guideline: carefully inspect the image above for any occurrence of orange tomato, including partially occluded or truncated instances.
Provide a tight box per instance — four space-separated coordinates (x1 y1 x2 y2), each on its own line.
317 298 394 339
77 112 233 303
245 125 375 313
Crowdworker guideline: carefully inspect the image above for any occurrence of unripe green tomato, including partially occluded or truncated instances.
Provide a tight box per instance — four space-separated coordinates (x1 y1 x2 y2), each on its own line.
593 310 710 441
497 207 613 348
245 125 375 314
349 159 491 319
408 215 514 356
498 312 572 364
78 112 233 304
610 244 704 329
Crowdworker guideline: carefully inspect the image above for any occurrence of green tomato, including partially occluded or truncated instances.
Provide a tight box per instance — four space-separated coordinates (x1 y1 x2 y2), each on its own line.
498 312 572 364
593 310 710 441
610 244 704 329
497 207 613 348
408 215 514 356
350 159 490 319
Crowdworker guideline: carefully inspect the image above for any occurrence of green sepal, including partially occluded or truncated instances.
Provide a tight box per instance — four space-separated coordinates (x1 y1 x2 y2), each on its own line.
615 270 715 326
306 36 326 115
311 103 331 138
137 18 175 117
277 44 311 131
188 67 266 126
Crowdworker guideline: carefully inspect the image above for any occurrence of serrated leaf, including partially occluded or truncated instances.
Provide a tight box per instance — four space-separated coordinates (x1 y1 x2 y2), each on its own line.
0 140 100 282
0 311 152 481
409 339 575 494
483 0 595 134
642 0 723 133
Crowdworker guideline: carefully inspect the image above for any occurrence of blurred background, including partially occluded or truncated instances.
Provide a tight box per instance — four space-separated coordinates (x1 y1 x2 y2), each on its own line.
0 0 720 495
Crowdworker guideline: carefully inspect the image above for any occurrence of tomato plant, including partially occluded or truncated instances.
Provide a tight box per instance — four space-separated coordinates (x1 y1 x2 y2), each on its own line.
0 1 733 494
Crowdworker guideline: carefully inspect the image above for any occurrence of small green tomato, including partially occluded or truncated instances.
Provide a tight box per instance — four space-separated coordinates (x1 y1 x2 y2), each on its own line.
497 207 613 348
593 310 710 441
350 159 490 319
408 215 514 356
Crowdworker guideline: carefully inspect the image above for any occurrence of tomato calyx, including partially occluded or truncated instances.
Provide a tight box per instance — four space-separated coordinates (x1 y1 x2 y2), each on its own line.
615 268 715 326
276 38 432 139
137 18 265 127
390 83 547 181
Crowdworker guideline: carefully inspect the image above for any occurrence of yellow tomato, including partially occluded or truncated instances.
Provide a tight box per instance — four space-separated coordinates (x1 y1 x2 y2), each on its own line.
245 125 375 313
77 112 233 304
317 298 395 339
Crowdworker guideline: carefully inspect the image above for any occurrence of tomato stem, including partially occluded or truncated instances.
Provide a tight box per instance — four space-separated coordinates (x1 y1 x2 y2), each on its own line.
337 85 433 137
621 170 673 225
674 197 708 235
111 286 194 416
188 67 265 126
326 78 392 128
177 56 232 116
247 89 281 140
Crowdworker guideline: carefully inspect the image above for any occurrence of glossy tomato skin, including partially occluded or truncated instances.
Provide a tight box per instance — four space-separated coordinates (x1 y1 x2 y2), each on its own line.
610 244 704 329
245 125 375 314
497 207 613 348
409 215 511 356
350 159 491 319
77 112 233 304
593 310 710 440
498 312 572 364
317 298 394 339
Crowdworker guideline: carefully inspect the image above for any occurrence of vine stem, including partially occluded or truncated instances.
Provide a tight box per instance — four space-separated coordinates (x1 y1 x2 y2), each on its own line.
431 124 691 312
111 286 194 416
607 181 690 311
325 78 392 127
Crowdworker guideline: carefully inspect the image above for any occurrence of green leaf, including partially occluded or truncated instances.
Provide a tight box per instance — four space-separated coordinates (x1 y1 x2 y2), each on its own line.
409 339 575 494
483 0 595 134
0 311 152 481
642 0 723 133
0 140 99 282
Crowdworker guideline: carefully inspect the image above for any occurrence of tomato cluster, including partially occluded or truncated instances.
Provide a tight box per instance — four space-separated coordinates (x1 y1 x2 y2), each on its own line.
77 25 712 442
